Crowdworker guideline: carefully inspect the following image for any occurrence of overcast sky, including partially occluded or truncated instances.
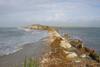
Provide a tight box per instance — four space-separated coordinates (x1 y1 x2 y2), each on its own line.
0 0 100 27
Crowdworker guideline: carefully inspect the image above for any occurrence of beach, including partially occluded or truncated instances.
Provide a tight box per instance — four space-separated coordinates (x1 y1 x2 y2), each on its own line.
0 40 49 67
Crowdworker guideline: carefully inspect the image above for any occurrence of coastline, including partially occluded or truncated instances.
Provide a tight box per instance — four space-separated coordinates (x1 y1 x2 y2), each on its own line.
0 26 100 67
0 39 49 67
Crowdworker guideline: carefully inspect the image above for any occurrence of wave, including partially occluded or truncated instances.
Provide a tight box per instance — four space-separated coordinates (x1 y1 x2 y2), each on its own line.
0 27 48 56
0 45 22 56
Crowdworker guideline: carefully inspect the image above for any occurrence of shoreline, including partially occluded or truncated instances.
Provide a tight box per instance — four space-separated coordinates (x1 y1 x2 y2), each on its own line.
0 40 50 67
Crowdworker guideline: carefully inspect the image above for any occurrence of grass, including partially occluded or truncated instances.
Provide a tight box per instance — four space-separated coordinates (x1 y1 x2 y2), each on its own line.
23 57 39 67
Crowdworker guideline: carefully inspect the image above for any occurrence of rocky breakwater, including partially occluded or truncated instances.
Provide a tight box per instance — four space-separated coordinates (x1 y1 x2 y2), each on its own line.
24 24 100 67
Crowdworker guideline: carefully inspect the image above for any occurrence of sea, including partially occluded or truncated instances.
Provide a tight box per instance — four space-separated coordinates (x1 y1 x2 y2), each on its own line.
0 27 100 56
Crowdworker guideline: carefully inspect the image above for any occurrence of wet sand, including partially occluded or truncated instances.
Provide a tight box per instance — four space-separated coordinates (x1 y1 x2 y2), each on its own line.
0 40 49 67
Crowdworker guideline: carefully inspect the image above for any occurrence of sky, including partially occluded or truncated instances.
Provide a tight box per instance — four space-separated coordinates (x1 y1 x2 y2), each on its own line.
0 0 100 27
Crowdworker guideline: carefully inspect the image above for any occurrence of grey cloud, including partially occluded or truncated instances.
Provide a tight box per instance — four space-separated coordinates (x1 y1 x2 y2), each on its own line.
0 0 100 27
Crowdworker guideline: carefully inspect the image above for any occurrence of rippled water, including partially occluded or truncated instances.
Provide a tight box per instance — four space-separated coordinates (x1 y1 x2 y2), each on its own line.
0 27 48 56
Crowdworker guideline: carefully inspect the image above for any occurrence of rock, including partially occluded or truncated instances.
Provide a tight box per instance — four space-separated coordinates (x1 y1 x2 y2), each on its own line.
70 39 100 62
60 40 72 49
65 52 78 59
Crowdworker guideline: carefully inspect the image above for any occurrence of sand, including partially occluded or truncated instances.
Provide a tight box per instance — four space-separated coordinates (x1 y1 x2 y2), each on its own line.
0 40 49 67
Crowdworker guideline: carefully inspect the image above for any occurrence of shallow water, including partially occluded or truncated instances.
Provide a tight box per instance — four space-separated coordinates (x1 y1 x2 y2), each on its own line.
0 27 48 56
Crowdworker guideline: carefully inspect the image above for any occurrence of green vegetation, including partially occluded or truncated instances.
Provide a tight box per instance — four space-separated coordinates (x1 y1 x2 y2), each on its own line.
23 57 39 67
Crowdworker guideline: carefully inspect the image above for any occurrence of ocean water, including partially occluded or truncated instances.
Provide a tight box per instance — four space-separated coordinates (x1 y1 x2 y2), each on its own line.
0 27 100 56
0 27 48 56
